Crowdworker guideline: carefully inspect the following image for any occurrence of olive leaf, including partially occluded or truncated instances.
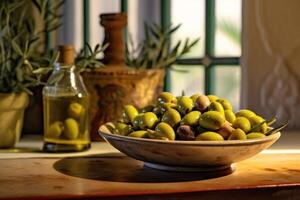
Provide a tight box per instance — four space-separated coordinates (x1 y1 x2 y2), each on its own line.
0 0 64 94
265 122 289 136
126 23 199 69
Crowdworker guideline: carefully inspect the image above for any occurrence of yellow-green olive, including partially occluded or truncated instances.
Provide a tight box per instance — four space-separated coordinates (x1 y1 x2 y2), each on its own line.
68 103 84 119
199 111 225 130
161 103 177 113
176 125 195 140
122 105 139 123
148 122 175 140
233 117 251 133
180 111 201 126
207 95 219 102
235 109 256 120
228 128 247 140
128 130 148 138
139 112 158 130
177 96 194 114
161 108 181 128
224 110 236 124
249 115 267 134
47 121 64 138
113 122 133 136
247 132 266 139
208 101 225 117
196 131 224 141
217 98 233 110
194 95 210 111
157 92 177 104
64 118 79 139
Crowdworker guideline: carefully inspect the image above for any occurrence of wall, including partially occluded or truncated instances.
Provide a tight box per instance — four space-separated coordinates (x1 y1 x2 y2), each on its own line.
242 0 300 130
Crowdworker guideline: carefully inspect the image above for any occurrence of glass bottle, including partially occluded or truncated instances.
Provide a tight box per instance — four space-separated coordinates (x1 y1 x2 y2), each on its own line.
43 45 91 152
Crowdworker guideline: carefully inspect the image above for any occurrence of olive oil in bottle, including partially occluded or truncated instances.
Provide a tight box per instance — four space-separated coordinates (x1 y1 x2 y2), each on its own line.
42 45 91 152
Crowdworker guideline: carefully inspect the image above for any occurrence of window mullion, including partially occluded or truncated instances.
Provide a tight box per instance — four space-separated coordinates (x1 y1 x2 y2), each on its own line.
161 0 171 92
83 0 90 54
204 0 216 95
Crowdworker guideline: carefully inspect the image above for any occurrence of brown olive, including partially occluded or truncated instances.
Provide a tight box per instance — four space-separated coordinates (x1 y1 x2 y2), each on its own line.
176 125 195 140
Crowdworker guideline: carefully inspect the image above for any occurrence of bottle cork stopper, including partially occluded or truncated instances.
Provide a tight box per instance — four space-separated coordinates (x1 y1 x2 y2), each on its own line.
58 45 75 65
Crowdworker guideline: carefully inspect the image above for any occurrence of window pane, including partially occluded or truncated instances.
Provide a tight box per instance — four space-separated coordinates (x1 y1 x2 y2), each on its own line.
90 0 120 49
171 0 205 58
170 65 205 96
215 0 241 57
213 66 241 110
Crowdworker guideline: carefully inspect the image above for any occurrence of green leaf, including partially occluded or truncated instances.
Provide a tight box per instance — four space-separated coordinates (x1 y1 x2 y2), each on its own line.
11 40 23 56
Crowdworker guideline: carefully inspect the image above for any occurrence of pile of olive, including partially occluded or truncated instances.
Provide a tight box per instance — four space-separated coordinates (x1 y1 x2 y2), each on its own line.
109 92 273 141
47 102 84 140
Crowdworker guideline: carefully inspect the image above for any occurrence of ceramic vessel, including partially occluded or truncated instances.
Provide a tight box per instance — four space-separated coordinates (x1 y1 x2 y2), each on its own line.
0 92 29 148
99 124 281 171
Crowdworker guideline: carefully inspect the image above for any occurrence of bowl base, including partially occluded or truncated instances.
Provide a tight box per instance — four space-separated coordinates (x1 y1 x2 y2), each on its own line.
144 162 235 172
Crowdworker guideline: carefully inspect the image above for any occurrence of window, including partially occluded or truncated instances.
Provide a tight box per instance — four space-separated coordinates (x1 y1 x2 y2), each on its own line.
167 0 242 110
55 0 242 109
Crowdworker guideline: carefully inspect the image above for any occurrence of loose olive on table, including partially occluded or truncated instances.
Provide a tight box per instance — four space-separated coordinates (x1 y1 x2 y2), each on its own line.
107 92 277 141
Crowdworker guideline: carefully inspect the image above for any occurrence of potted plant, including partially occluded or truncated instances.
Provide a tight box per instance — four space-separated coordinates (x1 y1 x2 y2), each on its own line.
82 13 199 140
0 1 65 148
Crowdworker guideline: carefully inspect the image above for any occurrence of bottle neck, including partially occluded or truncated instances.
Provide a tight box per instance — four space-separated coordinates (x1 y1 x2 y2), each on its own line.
54 63 76 72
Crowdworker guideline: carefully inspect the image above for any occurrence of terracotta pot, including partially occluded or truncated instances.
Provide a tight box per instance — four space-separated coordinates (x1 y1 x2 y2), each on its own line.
0 92 29 148
82 68 165 140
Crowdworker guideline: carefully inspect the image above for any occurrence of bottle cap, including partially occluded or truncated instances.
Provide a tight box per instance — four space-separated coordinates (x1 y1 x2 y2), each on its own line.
58 45 75 65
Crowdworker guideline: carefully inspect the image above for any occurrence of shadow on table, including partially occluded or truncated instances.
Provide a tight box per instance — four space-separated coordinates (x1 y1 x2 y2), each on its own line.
53 153 234 183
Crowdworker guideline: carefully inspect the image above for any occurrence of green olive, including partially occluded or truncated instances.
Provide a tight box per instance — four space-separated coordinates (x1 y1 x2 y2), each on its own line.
194 95 210 111
190 93 201 102
199 111 225 130
180 111 201 126
139 112 158 130
152 122 175 140
113 122 133 136
157 92 177 104
161 108 181 128
122 105 139 123
207 95 219 102
177 96 194 114
208 101 225 116
247 132 266 139
224 110 236 124
217 98 233 110
140 105 155 113
235 109 256 120
47 121 64 138
249 115 267 134
128 130 148 138
68 103 84 119
196 126 208 135
64 118 79 139
196 131 224 141
132 114 143 130
233 117 251 133
153 103 176 115
228 128 247 140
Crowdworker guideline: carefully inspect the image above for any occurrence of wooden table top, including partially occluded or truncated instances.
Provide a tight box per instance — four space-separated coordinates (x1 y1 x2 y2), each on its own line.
1 148 300 200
